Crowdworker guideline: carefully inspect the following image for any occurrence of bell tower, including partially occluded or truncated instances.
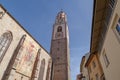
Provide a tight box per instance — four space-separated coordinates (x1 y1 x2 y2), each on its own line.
50 11 71 80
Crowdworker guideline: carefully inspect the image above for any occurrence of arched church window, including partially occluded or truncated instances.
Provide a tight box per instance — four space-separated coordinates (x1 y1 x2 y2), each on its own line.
31 49 41 80
0 31 13 63
2 34 26 79
15 35 26 59
38 59 45 80
46 59 52 80
57 26 62 32
14 34 26 67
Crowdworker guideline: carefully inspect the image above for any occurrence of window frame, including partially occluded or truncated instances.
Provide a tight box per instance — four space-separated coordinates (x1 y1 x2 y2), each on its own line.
116 20 120 35
0 31 13 63
112 14 120 43
95 73 99 80
57 26 62 32
38 59 45 80
102 50 110 67
88 65 92 73
92 61 96 68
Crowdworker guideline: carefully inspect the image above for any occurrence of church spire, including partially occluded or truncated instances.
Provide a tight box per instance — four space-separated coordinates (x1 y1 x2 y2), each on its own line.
50 11 71 80
55 11 67 24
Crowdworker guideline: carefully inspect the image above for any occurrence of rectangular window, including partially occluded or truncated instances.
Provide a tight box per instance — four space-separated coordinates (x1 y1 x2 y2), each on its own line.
116 19 120 35
88 66 92 73
105 0 115 25
112 14 120 43
83 78 86 80
101 74 105 80
103 50 110 67
98 0 116 52
109 0 115 8
91 78 93 80
95 73 99 80
92 61 96 68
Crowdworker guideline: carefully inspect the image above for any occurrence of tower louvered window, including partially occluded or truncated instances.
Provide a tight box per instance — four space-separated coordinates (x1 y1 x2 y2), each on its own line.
57 26 62 32
0 31 13 63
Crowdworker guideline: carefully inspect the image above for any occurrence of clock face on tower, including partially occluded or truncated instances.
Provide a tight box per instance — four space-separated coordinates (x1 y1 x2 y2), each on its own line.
55 32 63 38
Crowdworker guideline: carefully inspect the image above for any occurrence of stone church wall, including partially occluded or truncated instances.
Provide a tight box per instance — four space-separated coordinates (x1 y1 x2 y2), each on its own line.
0 5 52 80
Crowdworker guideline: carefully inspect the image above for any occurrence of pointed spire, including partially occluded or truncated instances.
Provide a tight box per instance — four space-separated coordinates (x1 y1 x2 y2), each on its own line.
55 10 67 24
57 10 65 16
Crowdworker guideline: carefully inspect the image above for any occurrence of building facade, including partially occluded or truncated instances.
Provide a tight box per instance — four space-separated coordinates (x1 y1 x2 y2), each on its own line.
0 5 52 80
0 4 71 80
80 0 120 80
85 52 104 80
81 0 120 80
80 53 89 80
50 11 71 80
76 74 81 80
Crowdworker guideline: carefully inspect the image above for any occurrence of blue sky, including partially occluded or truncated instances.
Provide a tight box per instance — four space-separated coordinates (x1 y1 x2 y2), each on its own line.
0 0 93 80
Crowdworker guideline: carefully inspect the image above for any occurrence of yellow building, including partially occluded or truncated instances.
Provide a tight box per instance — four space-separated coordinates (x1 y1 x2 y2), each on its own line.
76 74 81 80
85 52 104 80
91 0 120 80
0 4 52 80
80 53 89 80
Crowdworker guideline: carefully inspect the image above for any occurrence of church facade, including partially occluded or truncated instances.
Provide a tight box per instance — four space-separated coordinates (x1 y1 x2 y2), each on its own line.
0 4 70 80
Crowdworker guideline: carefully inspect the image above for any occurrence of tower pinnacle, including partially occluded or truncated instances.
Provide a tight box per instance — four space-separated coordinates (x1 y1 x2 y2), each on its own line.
55 11 67 24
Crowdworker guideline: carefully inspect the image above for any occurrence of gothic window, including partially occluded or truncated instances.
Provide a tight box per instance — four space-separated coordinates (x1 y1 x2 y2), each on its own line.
57 26 62 32
0 11 4 19
2 34 26 79
60 15 62 19
31 49 41 80
0 31 13 63
38 59 45 80
13 35 26 68
16 35 26 58
58 41 60 44
46 59 52 80
57 48 59 51
57 57 60 60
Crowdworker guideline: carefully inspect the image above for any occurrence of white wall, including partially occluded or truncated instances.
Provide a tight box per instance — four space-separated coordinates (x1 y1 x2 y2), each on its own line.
100 1 120 80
